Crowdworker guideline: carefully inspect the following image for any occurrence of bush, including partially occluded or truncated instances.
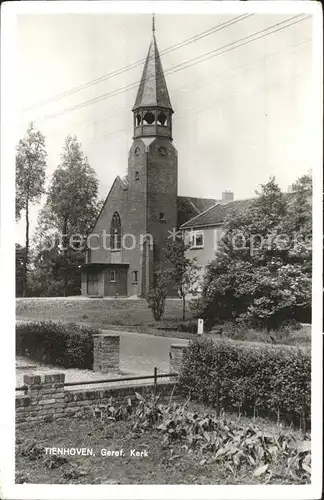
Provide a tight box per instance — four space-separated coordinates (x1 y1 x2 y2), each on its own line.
216 321 292 344
146 269 169 321
176 320 197 334
16 321 99 369
178 338 311 428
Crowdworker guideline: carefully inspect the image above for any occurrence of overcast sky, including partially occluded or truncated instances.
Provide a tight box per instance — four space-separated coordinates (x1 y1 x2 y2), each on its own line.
15 12 313 244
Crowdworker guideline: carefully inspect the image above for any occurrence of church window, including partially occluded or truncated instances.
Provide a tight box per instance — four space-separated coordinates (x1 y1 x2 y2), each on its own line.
157 111 167 126
110 212 122 250
135 171 139 180
135 147 140 156
132 271 139 284
159 212 165 221
109 270 116 282
143 110 155 125
136 114 142 126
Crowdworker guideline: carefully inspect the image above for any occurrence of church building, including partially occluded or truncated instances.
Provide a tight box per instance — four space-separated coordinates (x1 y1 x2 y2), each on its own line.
81 26 220 298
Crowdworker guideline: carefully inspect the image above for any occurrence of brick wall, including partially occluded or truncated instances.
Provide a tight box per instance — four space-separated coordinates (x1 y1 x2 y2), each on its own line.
93 333 120 373
16 372 177 429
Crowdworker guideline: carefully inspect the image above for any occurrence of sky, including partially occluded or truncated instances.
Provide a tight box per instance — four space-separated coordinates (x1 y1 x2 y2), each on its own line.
15 11 313 244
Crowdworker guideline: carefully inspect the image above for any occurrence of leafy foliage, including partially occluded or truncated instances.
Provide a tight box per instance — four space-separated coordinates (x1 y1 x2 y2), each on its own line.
16 122 47 296
16 122 47 221
193 176 312 330
45 135 99 236
31 136 102 296
16 321 99 368
146 269 170 321
165 238 200 320
90 393 311 483
178 338 311 429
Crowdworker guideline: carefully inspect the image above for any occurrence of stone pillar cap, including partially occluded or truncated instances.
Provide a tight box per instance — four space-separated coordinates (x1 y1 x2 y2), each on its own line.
93 332 121 337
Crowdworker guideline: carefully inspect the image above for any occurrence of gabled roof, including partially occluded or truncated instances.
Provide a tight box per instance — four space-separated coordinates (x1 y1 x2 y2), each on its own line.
180 198 254 229
177 196 219 227
89 176 128 235
133 34 173 111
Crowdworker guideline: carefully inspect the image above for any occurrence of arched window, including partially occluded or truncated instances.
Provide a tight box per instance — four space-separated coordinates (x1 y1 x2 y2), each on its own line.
110 212 121 250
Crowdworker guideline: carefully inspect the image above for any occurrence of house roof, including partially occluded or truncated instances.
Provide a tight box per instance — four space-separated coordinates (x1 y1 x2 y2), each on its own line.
177 196 219 227
180 198 254 229
133 34 173 111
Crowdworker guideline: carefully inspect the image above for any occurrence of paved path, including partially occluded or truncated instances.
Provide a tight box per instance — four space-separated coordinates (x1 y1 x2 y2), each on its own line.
115 330 188 374
16 322 189 388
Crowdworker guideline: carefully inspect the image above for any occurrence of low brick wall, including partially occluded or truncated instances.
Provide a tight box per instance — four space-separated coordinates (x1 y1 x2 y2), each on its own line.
169 344 188 373
93 332 120 373
16 373 177 429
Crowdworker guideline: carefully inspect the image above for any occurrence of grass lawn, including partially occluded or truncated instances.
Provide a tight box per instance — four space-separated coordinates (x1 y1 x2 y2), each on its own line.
16 297 191 334
16 402 309 485
16 297 311 346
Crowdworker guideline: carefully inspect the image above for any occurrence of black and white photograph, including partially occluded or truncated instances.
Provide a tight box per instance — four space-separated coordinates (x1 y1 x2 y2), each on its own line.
0 1 322 499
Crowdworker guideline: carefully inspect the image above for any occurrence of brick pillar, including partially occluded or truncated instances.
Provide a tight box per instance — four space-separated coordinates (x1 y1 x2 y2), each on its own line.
93 333 120 373
169 344 188 373
23 373 65 424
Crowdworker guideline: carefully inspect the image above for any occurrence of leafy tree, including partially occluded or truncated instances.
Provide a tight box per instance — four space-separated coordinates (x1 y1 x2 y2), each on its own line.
196 176 312 333
165 238 199 320
16 122 47 295
33 135 100 296
46 135 99 238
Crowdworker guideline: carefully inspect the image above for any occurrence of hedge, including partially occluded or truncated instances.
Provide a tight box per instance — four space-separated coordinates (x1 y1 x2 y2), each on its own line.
178 338 311 428
16 321 100 369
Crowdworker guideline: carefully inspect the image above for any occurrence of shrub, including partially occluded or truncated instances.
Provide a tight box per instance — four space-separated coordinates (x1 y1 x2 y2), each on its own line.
16 321 99 369
176 320 197 334
178 338 311 428
146 269 169 321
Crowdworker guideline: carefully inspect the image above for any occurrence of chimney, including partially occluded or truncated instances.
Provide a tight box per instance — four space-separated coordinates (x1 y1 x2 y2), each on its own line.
222 190 234 202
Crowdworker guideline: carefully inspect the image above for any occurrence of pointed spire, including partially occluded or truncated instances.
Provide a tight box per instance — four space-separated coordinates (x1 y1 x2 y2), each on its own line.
132 22 173 111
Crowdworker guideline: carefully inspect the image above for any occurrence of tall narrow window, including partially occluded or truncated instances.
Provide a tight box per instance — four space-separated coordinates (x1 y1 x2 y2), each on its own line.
110 212 121 250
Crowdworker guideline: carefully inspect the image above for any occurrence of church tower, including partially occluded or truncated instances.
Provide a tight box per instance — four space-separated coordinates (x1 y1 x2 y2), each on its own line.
127 18 178 296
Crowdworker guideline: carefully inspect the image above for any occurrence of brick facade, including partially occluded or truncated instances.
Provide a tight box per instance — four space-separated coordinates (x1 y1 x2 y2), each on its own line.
81 30 179 298
16 373 177 429
93 333 120 373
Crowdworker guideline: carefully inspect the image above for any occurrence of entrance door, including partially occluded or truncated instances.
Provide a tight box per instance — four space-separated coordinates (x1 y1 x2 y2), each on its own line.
87 271 99 295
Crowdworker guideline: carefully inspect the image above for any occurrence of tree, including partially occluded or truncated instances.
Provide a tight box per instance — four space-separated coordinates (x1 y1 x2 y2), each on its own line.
46 135 99 238
197 176 312 333
165 238 200 321
15 244 25 297
16 122 47 296
33 135 100 295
